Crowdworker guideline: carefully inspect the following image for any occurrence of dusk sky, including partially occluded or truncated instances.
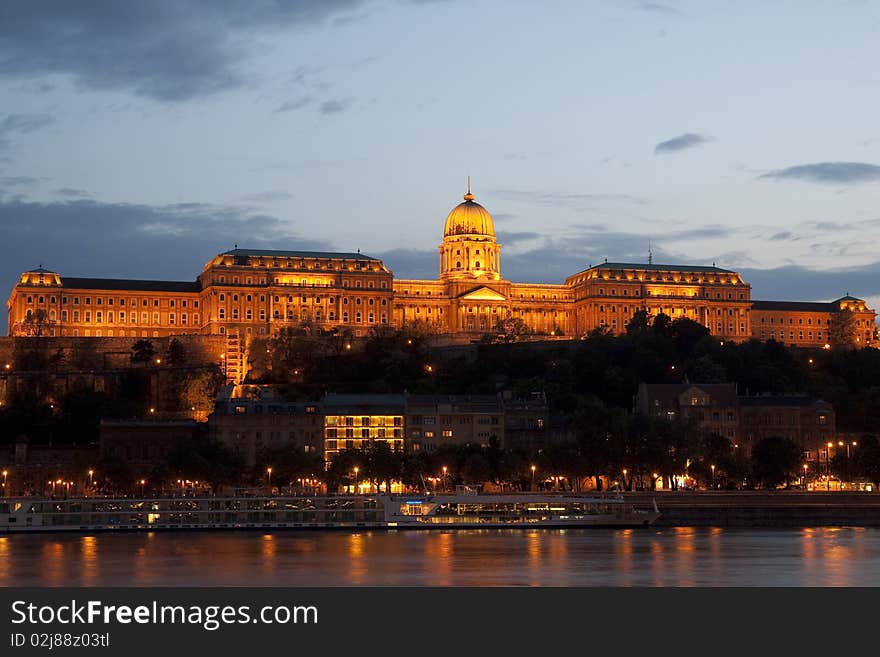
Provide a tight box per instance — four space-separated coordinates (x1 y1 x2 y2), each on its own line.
2 1 880 333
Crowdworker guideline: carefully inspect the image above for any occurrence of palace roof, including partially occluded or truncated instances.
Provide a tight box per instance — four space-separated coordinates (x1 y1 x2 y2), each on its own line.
60 277 200 292
751 300 836 312
589 262 736 274
220 248 380 261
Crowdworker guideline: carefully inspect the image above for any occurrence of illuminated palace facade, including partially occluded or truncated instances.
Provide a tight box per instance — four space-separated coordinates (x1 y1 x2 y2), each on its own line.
7 187 877 353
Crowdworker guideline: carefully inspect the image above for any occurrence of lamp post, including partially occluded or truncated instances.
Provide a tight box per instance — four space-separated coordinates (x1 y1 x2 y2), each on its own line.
1 469 7 495
826 441 834 491
266 467 273 492
530 464 536 491
88 469 94 489
442 465 448 492
803 463 809 490
139 479 146 496
353 466 359 495
622 469 628 492
710 464 716 489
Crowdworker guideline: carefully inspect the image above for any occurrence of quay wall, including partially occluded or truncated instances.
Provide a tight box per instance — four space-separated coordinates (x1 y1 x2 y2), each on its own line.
624 491 880 527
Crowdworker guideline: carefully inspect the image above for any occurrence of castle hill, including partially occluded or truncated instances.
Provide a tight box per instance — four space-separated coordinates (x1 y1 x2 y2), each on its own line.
2 188 880 503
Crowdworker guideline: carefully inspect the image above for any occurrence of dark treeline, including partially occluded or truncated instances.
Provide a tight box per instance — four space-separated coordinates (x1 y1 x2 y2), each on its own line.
5 314 880 489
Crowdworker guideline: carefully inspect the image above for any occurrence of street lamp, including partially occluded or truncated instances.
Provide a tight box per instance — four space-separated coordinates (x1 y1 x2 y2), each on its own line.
803 464 809 490
710 464 716 489
1 469 7 495
267 467 273 491
353 466 359 494
827 441 834 491
622 468 628 491
530 464 536 491
442 465 448 492
139 479 146 496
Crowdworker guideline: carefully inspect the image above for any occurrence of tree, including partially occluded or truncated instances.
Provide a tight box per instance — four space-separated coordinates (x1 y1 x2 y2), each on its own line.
22 308 54 337
483 317 532 344
852 435 880 487
829 309 856 349
751 436 802 489
131 339 156 364
166 338 187 366
626 309 651 336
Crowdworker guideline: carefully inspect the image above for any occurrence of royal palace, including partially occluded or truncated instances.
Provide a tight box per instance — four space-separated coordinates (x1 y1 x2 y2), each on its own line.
7 186 877 372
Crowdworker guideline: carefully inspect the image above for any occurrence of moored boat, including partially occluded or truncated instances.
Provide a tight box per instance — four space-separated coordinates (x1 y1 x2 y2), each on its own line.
0 492 659 533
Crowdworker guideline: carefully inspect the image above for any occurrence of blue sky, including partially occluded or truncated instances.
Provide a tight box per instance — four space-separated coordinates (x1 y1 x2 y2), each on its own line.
2 0 880 333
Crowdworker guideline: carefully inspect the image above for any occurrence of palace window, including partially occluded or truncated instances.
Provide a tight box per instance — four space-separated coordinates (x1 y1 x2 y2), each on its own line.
169 313 175 325
232 309 239 319
219 308 226 319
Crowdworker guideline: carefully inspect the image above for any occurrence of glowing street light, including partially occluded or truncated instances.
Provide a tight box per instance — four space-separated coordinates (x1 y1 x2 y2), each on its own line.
1 469 7 493
531 464 536 490
622 468 628 491
710 464 716 489
353 466 359 494
803 463 809 489
139 479 146 496
88 469 94 487
826 441 834 491
267 467 273 490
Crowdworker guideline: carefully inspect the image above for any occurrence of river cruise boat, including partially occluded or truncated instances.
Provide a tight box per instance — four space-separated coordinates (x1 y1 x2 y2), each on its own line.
0 492 659 533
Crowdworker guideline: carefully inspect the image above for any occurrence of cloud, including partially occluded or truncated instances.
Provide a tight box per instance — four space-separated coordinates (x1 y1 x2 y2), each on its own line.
56 188 91 198
319 98 354 114
0 112 54 150
489 188 645 212
654 133 712 154
239 190 294 202
496 231 541 246
276 97 313 112
0 2 366 101
637 2 681 14
758 162 880 184
0 197 333 332
0 175 45 186
769 231 794 241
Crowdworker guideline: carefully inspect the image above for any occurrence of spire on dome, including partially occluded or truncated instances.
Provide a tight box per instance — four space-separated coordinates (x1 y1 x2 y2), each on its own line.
463 175 474 202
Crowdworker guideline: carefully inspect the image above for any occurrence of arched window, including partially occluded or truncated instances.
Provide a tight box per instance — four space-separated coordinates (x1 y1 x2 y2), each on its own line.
475 261 481 268
456 261 461 269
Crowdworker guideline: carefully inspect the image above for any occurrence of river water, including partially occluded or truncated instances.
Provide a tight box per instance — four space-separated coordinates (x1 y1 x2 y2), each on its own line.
2 527 878 586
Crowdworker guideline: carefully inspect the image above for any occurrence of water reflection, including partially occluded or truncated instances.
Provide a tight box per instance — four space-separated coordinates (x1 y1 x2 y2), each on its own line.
3 528 880 586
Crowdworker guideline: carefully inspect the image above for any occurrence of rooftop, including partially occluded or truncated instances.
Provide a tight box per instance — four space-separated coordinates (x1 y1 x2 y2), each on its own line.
751 300 835 312
587 262 736 274
220 248 380 261
60 277 200 293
